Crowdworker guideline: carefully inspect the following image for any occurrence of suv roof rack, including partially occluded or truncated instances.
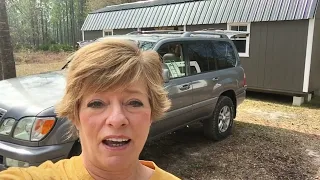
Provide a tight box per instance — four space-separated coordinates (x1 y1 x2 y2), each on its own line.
127 30 183 35
126 30 229 39
126 29 249 39
199 29 250 38
181 31 229 38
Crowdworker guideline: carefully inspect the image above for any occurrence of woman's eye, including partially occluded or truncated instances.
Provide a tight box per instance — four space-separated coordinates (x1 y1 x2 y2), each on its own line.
87 101 105 108
128 100 143 107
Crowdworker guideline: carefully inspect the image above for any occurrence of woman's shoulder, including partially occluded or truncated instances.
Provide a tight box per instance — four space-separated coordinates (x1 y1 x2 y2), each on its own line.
0 156 90 180
140 160 181 180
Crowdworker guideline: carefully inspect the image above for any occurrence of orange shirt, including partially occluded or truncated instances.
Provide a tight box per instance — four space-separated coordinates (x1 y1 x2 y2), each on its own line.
0 156 180 180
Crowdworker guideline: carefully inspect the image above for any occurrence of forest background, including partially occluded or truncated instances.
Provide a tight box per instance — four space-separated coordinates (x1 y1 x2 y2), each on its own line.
7 0 138 51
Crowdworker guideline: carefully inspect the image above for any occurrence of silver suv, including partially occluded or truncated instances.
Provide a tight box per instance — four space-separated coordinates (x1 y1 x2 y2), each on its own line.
0 30 246 170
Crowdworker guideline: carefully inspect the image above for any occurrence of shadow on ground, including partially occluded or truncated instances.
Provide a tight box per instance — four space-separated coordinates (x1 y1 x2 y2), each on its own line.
141 121 320 180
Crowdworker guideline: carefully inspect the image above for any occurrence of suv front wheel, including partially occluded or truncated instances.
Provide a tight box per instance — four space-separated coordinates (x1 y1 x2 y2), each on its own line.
204 96 235 140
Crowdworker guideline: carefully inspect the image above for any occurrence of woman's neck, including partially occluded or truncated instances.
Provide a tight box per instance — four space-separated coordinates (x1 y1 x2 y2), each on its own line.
82 155 153 180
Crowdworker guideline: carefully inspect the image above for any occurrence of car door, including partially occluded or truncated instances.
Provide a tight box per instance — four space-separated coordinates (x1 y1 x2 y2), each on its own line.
185 40 222 121
149 42 194 138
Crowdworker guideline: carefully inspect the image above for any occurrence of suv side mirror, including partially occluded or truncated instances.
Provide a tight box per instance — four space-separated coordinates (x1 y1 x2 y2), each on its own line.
162 69 170 83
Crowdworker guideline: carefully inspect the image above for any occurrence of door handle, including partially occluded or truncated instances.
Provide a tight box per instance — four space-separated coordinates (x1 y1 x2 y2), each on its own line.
212 77 219 81
179 84 190 91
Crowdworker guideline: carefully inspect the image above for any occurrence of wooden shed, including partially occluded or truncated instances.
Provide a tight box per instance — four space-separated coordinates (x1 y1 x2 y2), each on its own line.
81 0 320 105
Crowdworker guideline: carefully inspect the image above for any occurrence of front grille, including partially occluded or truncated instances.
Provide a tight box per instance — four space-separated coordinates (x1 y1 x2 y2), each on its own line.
0 108 7 121
0 155 3 164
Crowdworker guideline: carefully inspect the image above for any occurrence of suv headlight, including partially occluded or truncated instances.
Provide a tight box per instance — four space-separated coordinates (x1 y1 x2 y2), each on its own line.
0 118 16 135
13 117 55 141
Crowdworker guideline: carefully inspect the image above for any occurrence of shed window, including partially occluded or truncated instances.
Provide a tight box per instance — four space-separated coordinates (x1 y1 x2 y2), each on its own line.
103 29 113 37
227 23 250 57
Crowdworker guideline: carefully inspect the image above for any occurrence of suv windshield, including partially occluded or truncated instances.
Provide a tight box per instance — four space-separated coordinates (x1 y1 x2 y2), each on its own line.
62 36 157 69
137 41 156 51
98 35 158 51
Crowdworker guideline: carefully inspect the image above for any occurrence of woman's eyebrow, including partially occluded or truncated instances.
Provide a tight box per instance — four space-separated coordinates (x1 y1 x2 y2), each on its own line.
124 89 146 95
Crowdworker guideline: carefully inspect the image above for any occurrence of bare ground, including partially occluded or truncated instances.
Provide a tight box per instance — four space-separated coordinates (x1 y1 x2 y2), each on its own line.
16 52 320 180
141 94 320 180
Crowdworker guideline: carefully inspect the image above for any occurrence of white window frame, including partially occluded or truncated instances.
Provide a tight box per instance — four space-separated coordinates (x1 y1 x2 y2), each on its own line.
103 29 113 37
227 23 251 57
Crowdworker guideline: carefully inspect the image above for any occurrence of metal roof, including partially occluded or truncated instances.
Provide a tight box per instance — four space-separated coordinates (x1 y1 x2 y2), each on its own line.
82 0 319 31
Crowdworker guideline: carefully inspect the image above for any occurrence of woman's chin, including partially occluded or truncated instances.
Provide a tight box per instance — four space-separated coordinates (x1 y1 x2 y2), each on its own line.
97 143 136 167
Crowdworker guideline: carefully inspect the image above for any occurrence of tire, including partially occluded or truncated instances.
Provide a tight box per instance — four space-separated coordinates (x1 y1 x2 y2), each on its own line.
68 140 82 158
203 96 235 141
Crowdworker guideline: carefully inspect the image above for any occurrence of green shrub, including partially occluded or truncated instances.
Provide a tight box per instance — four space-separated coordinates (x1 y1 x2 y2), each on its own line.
38 44 50 51
49 44 61 52
60 44 73 52
47 44 73 52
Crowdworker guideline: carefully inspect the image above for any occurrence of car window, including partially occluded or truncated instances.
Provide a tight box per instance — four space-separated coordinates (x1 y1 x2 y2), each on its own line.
158 43 186 79
135 40 156 51
187 40 237 75
211 41 237 70
187 41 217 75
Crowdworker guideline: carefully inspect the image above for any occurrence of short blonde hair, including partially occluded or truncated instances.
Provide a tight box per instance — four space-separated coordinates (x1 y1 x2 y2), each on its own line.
56 39 171 124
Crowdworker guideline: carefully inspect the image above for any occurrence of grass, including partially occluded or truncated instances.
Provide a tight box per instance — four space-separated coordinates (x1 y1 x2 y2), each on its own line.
238 92 320 136
16 62 67 77
14 51 70 77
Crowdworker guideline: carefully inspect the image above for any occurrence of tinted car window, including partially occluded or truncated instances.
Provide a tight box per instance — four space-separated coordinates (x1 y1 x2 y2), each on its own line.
187 41 217 75
187 40 237 74
210 41 237 70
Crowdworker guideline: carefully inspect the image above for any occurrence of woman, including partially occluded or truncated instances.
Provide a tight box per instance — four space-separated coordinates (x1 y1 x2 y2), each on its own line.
0 39 180 180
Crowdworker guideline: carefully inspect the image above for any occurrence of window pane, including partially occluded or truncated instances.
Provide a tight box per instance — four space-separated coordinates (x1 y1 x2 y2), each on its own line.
232 40 246 53
188 42 216 74
230 26 238 31
211 41 237 70
104 31 112 36
159 43 185 79
238 26 247 31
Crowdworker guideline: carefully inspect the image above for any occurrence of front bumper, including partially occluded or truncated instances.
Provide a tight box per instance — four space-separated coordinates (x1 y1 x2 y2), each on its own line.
0 140 74 171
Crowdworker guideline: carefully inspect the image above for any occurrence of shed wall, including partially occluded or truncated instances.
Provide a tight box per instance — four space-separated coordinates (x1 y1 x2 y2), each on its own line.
113 29 136 35
84 30 102 40
186 24 227 31
241 20 308 93
309 5 320 92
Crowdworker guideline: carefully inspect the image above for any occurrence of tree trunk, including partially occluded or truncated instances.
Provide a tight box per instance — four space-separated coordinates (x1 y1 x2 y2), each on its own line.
45 17 48 44
59 18 63 44
0 0 16 80
30 0 36 47
70 0 75 48
41 0 45 45
66 0 69 45
36 10 40 48
78 0 85 41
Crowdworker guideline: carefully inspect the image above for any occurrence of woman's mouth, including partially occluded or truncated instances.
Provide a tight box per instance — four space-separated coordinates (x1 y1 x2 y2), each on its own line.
102 138 131 148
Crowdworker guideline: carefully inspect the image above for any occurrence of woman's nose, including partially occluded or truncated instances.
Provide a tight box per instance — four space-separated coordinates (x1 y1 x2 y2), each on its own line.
106 102 129 128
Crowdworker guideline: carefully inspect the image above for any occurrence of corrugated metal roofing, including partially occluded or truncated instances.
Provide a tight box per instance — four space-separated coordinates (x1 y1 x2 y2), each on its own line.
82 0 319 31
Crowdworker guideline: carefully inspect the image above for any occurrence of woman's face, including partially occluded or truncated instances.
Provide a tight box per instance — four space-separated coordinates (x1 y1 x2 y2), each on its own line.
77 80 152 170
